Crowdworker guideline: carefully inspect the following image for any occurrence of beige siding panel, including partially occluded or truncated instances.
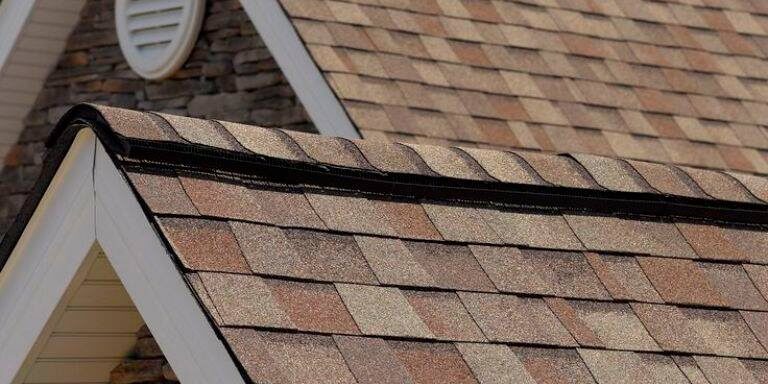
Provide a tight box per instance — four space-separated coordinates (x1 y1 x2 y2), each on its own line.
85 258 120 281
69 283 134 308
24 359 120 383
54 310 143 334
39 335 136 359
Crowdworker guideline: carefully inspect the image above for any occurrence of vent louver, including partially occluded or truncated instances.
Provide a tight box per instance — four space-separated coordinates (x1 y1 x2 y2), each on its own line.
115 0 204 79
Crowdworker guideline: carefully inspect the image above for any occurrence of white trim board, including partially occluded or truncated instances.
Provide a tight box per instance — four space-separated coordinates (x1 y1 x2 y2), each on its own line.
0 0 86 162
0 129 245 384
239 0 361 139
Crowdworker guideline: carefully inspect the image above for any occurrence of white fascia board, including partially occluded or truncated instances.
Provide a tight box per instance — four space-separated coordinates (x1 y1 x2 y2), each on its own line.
0 130 245 384
239 0 361 139
0 0 36 72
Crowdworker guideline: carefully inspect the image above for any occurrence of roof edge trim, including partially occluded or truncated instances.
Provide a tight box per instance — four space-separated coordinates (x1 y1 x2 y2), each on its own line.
238 0 361 139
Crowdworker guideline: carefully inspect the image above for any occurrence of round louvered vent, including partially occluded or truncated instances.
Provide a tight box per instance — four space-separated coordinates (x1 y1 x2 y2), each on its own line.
115 0 204 80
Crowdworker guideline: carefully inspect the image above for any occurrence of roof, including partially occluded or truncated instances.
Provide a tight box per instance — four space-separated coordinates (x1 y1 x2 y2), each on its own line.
281 0 768 175
10 103 768 383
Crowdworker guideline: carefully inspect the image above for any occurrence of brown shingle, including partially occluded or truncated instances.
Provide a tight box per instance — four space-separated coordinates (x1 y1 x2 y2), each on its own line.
548 299 659 351
455 343 537 384
90 104 182 142
564 215 697 258
478 210 583 250
306 193 397 236
265 278 359 334
336 283 432 338
679 166 759 203
579 349 690 384
333 335 415 384
405 241 496 292
354 236 434 287
570 154 654 193
626 160 708 198
470 246 608 299
158 218 250 273
403 290 485 342
353 140 434 175
180 177 325 228
700 263 768 311
512 346 597 384
460 147 547 185
727 171 768 203
402 143 491 180
389 340 480 384
459 291 576 346
198 273 291 327
230 223 377 284
637 257 727 307
372 199 442 240
422 203 502 244
632 303 767 358
219 120 308 161
676 222 768 263
159 114 244 152
514 151 601 190
284 131 372 169
222 329 357 384
585 253 663 303
126 172 198 215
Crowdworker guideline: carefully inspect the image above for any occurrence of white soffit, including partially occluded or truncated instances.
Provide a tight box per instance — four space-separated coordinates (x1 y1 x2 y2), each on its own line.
239 0 361 139
0 129 245 384
115 0 205 80
0 0 86 161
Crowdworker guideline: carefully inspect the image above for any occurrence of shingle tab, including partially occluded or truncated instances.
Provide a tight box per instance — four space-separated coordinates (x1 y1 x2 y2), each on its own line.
479 210 583 250
565 215 697 258
422 203 503 244
388 340 480 384
570 154 654 193
158 218 250 273
199 273 291 328
403 290 485 342
333 336 416 384
456 344 537 384
585 253 663 303
126 172 198 215
579 349 689 384
404 241 496 292
306 193 397 236
676 222 768 263
459 291 576 346
336 283 433 338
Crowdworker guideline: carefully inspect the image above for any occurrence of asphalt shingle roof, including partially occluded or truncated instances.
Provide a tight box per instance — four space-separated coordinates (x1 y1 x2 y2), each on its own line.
18 103 768 383
279 0 768 176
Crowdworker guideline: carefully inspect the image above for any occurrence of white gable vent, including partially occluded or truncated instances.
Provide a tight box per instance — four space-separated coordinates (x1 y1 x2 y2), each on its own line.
115 0 205 80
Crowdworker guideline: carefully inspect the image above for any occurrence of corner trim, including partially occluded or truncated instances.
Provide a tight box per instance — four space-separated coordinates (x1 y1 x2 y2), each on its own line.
239 0 361 139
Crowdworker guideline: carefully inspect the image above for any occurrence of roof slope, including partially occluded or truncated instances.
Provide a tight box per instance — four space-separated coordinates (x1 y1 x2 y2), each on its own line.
280 0 768 175
13 103 768 383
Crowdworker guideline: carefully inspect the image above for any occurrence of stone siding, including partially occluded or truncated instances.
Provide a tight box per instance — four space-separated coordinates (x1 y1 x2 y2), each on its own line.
110 325 179 384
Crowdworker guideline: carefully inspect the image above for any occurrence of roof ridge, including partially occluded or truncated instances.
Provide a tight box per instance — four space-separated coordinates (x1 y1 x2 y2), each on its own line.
50 103 768 225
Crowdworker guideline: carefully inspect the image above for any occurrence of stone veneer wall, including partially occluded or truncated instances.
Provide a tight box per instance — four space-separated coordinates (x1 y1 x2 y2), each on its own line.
0 0 315 234
110 325 178 384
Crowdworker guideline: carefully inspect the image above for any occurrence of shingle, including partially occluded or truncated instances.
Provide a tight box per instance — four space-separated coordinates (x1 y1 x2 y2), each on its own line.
222 329 357 384
354 236 434 287
679 166 759 203
514 151 601 189
632 303 767 358
159 113 244 152
186 273 223 325
90 104 182 142
741 311 768 353
570 154 654 193
372 199 442 240
283 130 372 169
333 335 415 384
455 343 537 384
422 203 502 244
693 356 761 384
672 356 712 384
198 273 291 328
637 257 727 307
126 172 198 215
565 215 697 258
405 241 496 292
470 246 608 299
158 218 250 273
180 177 325 228
353 140 434 175
626 160 708 198
676 222 768 263
584 253 663 303
402 143 491 180
336 283 432 338
579 349 690 384
460 147 547 185
459 291 576 346
306 193 397 236
700 263 768 311
403 290 485 342
219 120 309 161
745 264 768 301
230 223 377 284
478 210 584 250
512 346 597 384
265 278 359 334
727 171 768 203
388 340 480 384
550 299 660 351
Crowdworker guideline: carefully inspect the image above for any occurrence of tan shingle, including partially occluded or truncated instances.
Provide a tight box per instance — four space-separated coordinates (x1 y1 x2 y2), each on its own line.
336 283 432 338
